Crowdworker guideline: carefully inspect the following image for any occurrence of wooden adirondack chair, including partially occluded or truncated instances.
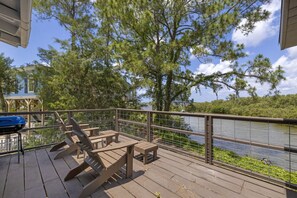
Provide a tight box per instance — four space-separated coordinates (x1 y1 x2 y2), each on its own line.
64 118 138 198
50 114 118 160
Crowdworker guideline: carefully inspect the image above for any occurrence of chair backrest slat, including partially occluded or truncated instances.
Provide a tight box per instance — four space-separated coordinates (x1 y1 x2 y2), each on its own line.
70 118 106 168
70 118 93 150
56 112 73 141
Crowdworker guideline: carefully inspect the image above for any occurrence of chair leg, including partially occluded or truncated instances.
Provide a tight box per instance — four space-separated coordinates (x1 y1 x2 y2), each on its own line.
143 152 148 165
153 150 157 160
79 170 108 198
126 146 134 178
106 137 112 145
115 134 119 143
64 161 89 181
54 144 78 160
50 141 67 152
76 148 81 159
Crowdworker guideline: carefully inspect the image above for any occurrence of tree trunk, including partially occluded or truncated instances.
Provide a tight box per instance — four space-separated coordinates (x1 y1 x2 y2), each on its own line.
0 87 6 112
70 0 76 51
155 74 163 111
0 86 10 151
164 71 173 111
71 33 76 51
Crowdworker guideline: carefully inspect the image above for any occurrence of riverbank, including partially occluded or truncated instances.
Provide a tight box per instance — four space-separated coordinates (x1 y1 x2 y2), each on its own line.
186 94 297 119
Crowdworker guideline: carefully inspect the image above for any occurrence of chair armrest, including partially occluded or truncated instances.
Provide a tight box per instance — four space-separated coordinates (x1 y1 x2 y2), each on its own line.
91 138 102 144
92 140 138 153
64 130 72 134
79 123 89 127
89 133 117 140
83 127 100 131
66 123 89 130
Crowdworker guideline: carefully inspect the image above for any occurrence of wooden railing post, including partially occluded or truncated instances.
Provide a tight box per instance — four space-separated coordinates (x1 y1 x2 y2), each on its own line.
147 111 152 142
205 115 213 164
115 109 119 132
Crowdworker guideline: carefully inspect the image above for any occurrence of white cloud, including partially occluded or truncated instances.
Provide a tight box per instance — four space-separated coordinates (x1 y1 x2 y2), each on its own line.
232 0 280 47
191 44 297 101
272 46 297 94
189 46 213 61
190 60 234 100
40 61 50 67
287 46 297 58
246 50 297 95
195 60 232 75
137 88 146 95
189 48 196 60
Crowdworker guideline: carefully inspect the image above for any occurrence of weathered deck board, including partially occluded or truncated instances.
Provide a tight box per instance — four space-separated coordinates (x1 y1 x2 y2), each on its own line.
3 155 24 198
24 150 43 191
35 148 68 198
46 149 83 198
1 135 297 198
44 178 68 198
35 149 59 183
156 156 243 193
0 155 10 197
24 185 46 198
24 150 46 198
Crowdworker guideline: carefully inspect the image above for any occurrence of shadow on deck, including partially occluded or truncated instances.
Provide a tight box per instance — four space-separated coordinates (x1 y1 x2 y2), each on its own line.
0 136 297 198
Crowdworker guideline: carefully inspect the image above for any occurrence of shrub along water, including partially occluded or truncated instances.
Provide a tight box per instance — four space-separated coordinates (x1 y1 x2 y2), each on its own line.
186 94 297 119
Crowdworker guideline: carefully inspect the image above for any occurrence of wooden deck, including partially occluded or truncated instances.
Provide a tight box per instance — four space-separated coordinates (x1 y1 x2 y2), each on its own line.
1 136 297 198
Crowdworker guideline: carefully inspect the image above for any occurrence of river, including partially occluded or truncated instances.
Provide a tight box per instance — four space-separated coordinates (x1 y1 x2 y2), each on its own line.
183 116 297 170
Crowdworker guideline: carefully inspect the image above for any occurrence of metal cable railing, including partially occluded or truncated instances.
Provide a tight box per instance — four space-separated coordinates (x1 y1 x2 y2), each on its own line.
1 108 297 188
116 108 297 188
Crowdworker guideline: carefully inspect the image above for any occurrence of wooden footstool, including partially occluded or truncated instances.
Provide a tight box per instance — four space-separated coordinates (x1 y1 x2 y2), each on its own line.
134 141 158 164
99 130 119 145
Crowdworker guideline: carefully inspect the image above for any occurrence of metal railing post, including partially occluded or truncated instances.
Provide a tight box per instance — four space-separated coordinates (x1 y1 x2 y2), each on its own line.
205 115 213 164
147 111 152 142
115 109 119 132
67 111 73 124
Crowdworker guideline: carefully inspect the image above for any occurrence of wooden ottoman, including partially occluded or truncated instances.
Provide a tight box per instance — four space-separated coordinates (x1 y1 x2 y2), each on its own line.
99 130 119 145
134 141 158 164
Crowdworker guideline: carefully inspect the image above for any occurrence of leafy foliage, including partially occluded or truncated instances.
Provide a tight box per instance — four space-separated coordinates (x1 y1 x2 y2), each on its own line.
34 50 129 110
32 0 285 112
33 0 134 110
0 53 18 112
95 0 284 111
187 94 297 118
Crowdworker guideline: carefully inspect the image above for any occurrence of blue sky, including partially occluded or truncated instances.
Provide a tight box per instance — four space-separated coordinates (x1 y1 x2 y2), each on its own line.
0 16 70 66
1 0 296 102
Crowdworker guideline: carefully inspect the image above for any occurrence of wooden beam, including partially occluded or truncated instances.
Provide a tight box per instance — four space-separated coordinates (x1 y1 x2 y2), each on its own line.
0 30 19 46
0 18 18 35
0 4 20 23
280 0 290 50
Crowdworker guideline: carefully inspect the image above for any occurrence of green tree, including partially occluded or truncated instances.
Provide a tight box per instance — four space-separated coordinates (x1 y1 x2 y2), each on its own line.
95 0 284 111
33 0 95 51
188 94 297 119
0 53 17 112
33 0 132 109
35 50 129 110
